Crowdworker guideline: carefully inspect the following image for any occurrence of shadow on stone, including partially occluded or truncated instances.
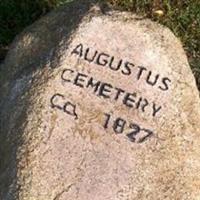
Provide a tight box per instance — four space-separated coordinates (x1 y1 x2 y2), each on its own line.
0 0 105 199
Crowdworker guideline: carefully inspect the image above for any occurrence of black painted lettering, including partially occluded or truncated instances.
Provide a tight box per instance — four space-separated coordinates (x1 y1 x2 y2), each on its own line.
137 66 147 80
74 73 87 88
50 93 64 110
84 48 98 63
98 83 113 99
141 98 149 112
86 77 101 93
122 61 134 76
126 123 140 142
137 129 153 143
71 43 83 57
102 113 154 143
113 118 126 134
61 68 74 82
136 97 143 109
159 77 171 91
96 52 110 66
146 71 160 86
63 101 78 120
123 93 137 108
109 56 122 71
103 113 111 129
114 87 125 101
152 103 162 117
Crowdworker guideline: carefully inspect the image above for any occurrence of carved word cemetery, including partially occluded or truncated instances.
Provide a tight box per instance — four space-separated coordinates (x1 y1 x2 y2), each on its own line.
0 2 200 200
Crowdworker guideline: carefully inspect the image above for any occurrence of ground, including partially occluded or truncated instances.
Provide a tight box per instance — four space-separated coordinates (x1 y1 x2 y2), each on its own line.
0 0 199 89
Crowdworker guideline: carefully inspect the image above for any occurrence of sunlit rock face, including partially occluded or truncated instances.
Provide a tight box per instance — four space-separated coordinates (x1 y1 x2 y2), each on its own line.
0 1 200 200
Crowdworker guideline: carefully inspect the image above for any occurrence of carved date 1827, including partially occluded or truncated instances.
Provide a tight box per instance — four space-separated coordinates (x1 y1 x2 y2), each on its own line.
103 113 153 143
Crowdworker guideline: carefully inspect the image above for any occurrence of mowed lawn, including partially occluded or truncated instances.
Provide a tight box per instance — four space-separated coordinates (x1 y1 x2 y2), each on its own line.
0 0 199 89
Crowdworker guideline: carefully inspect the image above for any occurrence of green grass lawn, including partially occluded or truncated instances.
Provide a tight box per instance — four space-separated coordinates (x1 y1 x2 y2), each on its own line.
0 0 199 89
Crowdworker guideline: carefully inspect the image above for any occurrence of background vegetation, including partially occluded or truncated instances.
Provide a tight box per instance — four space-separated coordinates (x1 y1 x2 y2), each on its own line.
0 0 199 89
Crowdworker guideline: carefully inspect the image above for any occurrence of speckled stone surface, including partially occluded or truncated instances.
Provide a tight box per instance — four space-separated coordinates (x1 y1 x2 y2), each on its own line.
0 1 200 200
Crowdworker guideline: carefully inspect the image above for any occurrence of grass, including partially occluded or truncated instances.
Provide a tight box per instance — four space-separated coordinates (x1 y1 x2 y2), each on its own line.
0 1 62 48
108 0 200 89
0 0 199 89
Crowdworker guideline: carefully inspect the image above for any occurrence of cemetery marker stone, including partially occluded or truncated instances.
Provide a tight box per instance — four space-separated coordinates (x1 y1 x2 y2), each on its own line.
0 1 200 200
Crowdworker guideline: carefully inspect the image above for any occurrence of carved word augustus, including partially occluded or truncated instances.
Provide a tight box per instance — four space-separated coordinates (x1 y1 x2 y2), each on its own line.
71 43 172 92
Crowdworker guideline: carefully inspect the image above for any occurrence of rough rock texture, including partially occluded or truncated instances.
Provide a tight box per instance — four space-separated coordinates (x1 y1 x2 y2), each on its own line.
0 1 200 200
